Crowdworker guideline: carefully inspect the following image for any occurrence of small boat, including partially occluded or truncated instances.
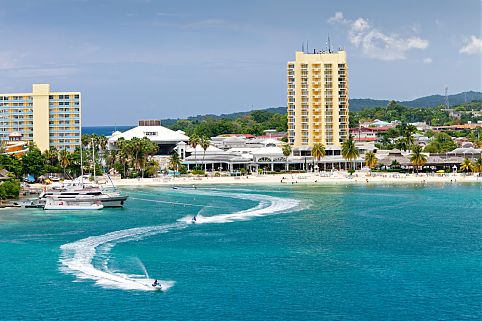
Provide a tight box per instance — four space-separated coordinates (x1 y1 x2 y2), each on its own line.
44 197 104 210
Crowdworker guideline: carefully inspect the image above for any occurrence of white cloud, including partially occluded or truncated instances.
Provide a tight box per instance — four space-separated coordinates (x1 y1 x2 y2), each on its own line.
327 12 347 25
423 57 432 64
459 35 482 54
330 12 429 60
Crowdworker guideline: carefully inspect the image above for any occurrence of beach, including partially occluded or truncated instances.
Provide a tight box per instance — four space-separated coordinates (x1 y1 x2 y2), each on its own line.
109 172 481 187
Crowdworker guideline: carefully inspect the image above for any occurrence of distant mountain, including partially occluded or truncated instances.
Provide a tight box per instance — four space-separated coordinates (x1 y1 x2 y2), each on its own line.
350 91 482 111
161 107 287 127
161 91 482 125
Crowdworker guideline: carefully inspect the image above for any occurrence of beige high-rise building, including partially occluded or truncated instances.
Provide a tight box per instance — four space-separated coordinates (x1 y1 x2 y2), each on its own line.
0 84 81 152
287 50 349 147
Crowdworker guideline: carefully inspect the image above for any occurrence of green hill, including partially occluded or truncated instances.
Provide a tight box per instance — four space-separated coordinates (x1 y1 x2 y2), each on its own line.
161 91 481 125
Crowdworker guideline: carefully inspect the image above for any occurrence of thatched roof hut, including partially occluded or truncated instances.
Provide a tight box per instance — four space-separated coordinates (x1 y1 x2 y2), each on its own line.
379 149 411 167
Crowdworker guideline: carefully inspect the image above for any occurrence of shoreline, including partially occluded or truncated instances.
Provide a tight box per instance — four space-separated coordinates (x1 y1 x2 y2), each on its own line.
109 172 481 187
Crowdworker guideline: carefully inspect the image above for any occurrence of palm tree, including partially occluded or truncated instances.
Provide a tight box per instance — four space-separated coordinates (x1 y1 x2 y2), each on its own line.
472 156 482 173
390 160 401 169
409 145 427 173
139 137 158 178
200 136 210 171
311 143 326 172
404 124 417 152
282 144 292 171
341 135 359 171
81 134 91 149
395 137 408 152
169 151 181 172
59 149 70 177
116 138 130 178
98 136 108 152
364 151 378 169
189 134 200 170
460 157 474 173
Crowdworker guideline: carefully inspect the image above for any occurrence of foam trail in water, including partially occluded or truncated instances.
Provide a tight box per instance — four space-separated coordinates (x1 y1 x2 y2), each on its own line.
60 223 184 291
60 192 300 291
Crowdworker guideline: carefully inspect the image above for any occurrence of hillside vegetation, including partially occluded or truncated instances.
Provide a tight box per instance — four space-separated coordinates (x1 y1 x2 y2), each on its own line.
165 98 482 137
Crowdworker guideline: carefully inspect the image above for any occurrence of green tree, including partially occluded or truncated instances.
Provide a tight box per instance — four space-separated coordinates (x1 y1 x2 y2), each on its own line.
472 157 482 173
22 143 46 178
0 180 20 200
364 151 378 169
0 154 23 178
169 151 181 172
424 132 457 153
200 136 210 171
311 143 326 171
460 158 474 173
282 144 292 171
404 124 417 152
144 159 160 178
409 145 427 173
59 149 70 176
341 135 359 171
189 134 200 169
395 138 408 152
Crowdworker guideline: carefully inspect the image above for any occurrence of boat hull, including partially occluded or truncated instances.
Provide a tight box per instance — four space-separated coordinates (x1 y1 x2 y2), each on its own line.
100 195 128 208
43 198 104 211
44 204 104 210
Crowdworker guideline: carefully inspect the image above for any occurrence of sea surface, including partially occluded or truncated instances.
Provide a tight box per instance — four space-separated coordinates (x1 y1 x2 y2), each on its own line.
82 126 134 136
0 184 480 320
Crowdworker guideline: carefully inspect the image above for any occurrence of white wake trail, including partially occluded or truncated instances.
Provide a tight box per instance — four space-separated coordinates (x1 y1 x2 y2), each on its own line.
60 192 300 291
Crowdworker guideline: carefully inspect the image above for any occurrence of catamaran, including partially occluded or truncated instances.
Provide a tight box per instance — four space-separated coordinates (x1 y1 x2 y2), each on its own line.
38 185 127 208
43 196 104 210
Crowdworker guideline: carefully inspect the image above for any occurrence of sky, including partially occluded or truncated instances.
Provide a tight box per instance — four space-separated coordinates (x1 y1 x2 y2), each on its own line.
0 0 481 125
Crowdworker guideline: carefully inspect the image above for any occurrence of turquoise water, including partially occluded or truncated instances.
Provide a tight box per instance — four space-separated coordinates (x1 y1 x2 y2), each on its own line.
0 184 480 320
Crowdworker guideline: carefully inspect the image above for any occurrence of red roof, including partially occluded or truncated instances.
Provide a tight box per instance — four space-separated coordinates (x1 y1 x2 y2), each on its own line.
224 134 255 138
353 137 378 141
350 126 392 132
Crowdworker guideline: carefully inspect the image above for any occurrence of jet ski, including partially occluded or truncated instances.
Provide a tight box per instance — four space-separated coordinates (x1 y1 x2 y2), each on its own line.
151 280 162 290
191 216 197 223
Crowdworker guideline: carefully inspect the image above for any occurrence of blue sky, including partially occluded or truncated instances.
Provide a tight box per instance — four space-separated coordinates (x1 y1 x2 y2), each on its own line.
0 0 480 125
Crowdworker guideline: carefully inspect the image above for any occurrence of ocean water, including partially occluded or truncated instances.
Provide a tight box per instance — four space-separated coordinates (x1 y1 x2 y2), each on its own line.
0 184 480 320
82 126 134 136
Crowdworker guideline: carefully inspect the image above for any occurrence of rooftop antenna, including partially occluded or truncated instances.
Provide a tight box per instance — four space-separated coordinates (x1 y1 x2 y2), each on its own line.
444 86 450 108
327 34 332 53
301 42 304 53
307 40 309 53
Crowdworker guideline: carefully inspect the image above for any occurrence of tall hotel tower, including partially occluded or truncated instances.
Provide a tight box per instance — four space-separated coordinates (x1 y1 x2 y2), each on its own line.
0 84 81 152
287 50 349 147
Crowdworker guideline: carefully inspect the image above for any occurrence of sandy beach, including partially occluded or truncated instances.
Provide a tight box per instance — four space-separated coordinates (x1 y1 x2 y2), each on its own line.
108 172 481 187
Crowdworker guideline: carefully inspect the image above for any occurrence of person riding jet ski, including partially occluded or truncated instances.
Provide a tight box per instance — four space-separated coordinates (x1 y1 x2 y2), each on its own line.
152 279 161 288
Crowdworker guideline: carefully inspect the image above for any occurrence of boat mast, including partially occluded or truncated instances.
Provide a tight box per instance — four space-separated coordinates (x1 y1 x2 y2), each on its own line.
80 140 84 187
91 137 96 182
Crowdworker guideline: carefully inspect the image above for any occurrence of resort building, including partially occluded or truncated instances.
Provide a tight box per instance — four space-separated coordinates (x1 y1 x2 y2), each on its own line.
0 84 81 151
287 50 349 147
107 120 189 155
